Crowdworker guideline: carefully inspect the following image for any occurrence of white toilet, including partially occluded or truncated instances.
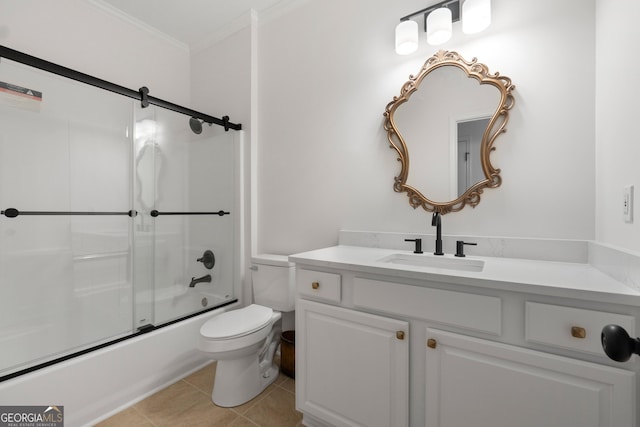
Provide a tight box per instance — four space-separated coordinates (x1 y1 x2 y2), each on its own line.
199 254 295 407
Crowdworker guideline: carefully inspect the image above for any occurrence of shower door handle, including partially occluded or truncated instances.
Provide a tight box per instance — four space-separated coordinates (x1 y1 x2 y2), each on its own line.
150 210 230 217
1 208 137 218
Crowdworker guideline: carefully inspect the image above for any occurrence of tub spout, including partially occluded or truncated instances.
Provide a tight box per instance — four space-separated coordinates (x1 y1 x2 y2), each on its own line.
189 274 211 288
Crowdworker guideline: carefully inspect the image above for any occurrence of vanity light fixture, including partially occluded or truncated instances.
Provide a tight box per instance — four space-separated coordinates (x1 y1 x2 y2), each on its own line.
462 0 491 34
426 7 453 45
394 0 491 54
395 20 419 55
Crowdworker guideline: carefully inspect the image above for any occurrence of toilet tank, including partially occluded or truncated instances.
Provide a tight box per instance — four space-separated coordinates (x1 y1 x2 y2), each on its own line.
251 254 295 312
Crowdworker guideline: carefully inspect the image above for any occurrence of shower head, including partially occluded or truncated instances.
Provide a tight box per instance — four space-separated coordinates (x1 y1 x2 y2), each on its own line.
189 117 203 134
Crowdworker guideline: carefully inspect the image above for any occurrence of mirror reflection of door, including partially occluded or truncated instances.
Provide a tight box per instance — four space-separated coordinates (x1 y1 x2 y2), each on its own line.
457 118 489 197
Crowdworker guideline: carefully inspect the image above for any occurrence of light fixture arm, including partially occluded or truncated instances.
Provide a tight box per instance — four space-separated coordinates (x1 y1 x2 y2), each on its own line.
399 0 460 31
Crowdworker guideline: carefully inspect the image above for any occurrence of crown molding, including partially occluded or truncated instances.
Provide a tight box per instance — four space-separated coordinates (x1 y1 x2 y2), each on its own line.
191 9 256 54
85 0 189 52
191 0 310 53
86 0 310 54
257 0 312 25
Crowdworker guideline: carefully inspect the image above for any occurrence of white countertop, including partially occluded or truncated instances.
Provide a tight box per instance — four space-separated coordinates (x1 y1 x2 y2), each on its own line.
289 245 640 306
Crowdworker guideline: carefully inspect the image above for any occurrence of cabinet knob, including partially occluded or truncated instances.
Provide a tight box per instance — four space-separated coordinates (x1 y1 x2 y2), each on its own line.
571 326 586 339
311 281 320 290
427 338 437 349
396 331 405 340
601 324 640 362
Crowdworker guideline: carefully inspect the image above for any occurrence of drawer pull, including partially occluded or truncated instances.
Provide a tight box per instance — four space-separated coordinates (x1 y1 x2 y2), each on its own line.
396 331 405 340
571 326 586 339
311 281 320 290
427 338 437 349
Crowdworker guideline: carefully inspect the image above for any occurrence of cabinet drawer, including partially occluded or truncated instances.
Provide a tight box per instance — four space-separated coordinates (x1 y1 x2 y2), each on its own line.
353 278 502 335
525 302 635 356
297 268 341 303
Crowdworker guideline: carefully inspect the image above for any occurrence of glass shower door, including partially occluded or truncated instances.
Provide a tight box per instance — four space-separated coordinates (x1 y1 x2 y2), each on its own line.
0 58 134 377
0 49 239 380
132 104 236 327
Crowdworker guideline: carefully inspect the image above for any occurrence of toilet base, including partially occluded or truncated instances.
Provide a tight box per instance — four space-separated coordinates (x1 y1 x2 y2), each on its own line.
212 353 280 407
210 323 282 407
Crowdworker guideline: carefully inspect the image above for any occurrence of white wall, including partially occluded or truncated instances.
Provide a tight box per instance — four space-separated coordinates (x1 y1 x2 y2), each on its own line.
0 0 191 105
257 0 597 255
595 0 640 253
190 16 253 129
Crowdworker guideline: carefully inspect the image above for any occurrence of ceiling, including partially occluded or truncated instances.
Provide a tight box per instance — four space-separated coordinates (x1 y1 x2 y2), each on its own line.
97 0 291 48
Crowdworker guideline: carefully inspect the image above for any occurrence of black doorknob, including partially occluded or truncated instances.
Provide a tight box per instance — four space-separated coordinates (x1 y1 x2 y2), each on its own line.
601 324 640 362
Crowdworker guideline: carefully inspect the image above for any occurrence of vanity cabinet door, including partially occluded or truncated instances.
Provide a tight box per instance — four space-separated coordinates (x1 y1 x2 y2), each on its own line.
296 299 409 427
425 329 635 427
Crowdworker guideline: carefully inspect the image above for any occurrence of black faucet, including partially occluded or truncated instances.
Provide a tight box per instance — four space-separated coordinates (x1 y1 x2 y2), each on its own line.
189 274 211 288
432 212 444 255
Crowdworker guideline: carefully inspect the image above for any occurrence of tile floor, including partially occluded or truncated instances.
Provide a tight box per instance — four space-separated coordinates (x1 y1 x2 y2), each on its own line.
94 361 303 427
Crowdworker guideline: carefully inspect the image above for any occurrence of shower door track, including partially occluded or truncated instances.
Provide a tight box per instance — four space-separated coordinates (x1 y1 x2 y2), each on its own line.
0 45 242 131
0 298 237 383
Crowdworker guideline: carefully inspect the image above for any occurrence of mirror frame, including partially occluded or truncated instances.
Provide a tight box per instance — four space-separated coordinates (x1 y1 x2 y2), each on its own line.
384 50 515 214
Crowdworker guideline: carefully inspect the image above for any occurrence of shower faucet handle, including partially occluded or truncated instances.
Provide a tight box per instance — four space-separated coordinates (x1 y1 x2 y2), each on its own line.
197 250 215 269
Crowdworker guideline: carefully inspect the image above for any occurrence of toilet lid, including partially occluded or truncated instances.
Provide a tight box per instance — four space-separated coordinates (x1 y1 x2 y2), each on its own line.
201 304 273 339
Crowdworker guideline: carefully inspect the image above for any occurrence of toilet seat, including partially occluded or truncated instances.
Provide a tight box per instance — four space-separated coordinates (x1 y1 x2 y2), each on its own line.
201 304 274 340
199 304 282 356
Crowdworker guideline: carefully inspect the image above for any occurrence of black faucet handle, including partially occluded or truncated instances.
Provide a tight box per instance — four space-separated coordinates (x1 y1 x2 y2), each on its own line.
197 250 215 269
455 241 477 257
404 238 423 254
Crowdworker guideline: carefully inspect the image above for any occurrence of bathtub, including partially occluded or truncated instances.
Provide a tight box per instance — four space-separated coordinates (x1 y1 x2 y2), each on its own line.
0 301 239 426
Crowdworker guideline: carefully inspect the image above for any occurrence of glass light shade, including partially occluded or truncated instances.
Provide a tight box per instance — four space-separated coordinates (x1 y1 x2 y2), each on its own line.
426 7 452 46
462 0 491 34
395 20 419 55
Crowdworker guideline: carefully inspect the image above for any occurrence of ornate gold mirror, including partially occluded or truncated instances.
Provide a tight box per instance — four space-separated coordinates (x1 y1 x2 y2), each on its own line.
384 50 515 214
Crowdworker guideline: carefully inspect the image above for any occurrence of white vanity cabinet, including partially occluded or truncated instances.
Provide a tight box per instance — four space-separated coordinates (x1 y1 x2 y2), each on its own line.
425 328 635 427
296 299 409 427
295 267 410 427
294 259 639 427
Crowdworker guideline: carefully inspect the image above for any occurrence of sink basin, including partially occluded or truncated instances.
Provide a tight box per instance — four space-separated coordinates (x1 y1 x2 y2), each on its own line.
378 253 485 272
